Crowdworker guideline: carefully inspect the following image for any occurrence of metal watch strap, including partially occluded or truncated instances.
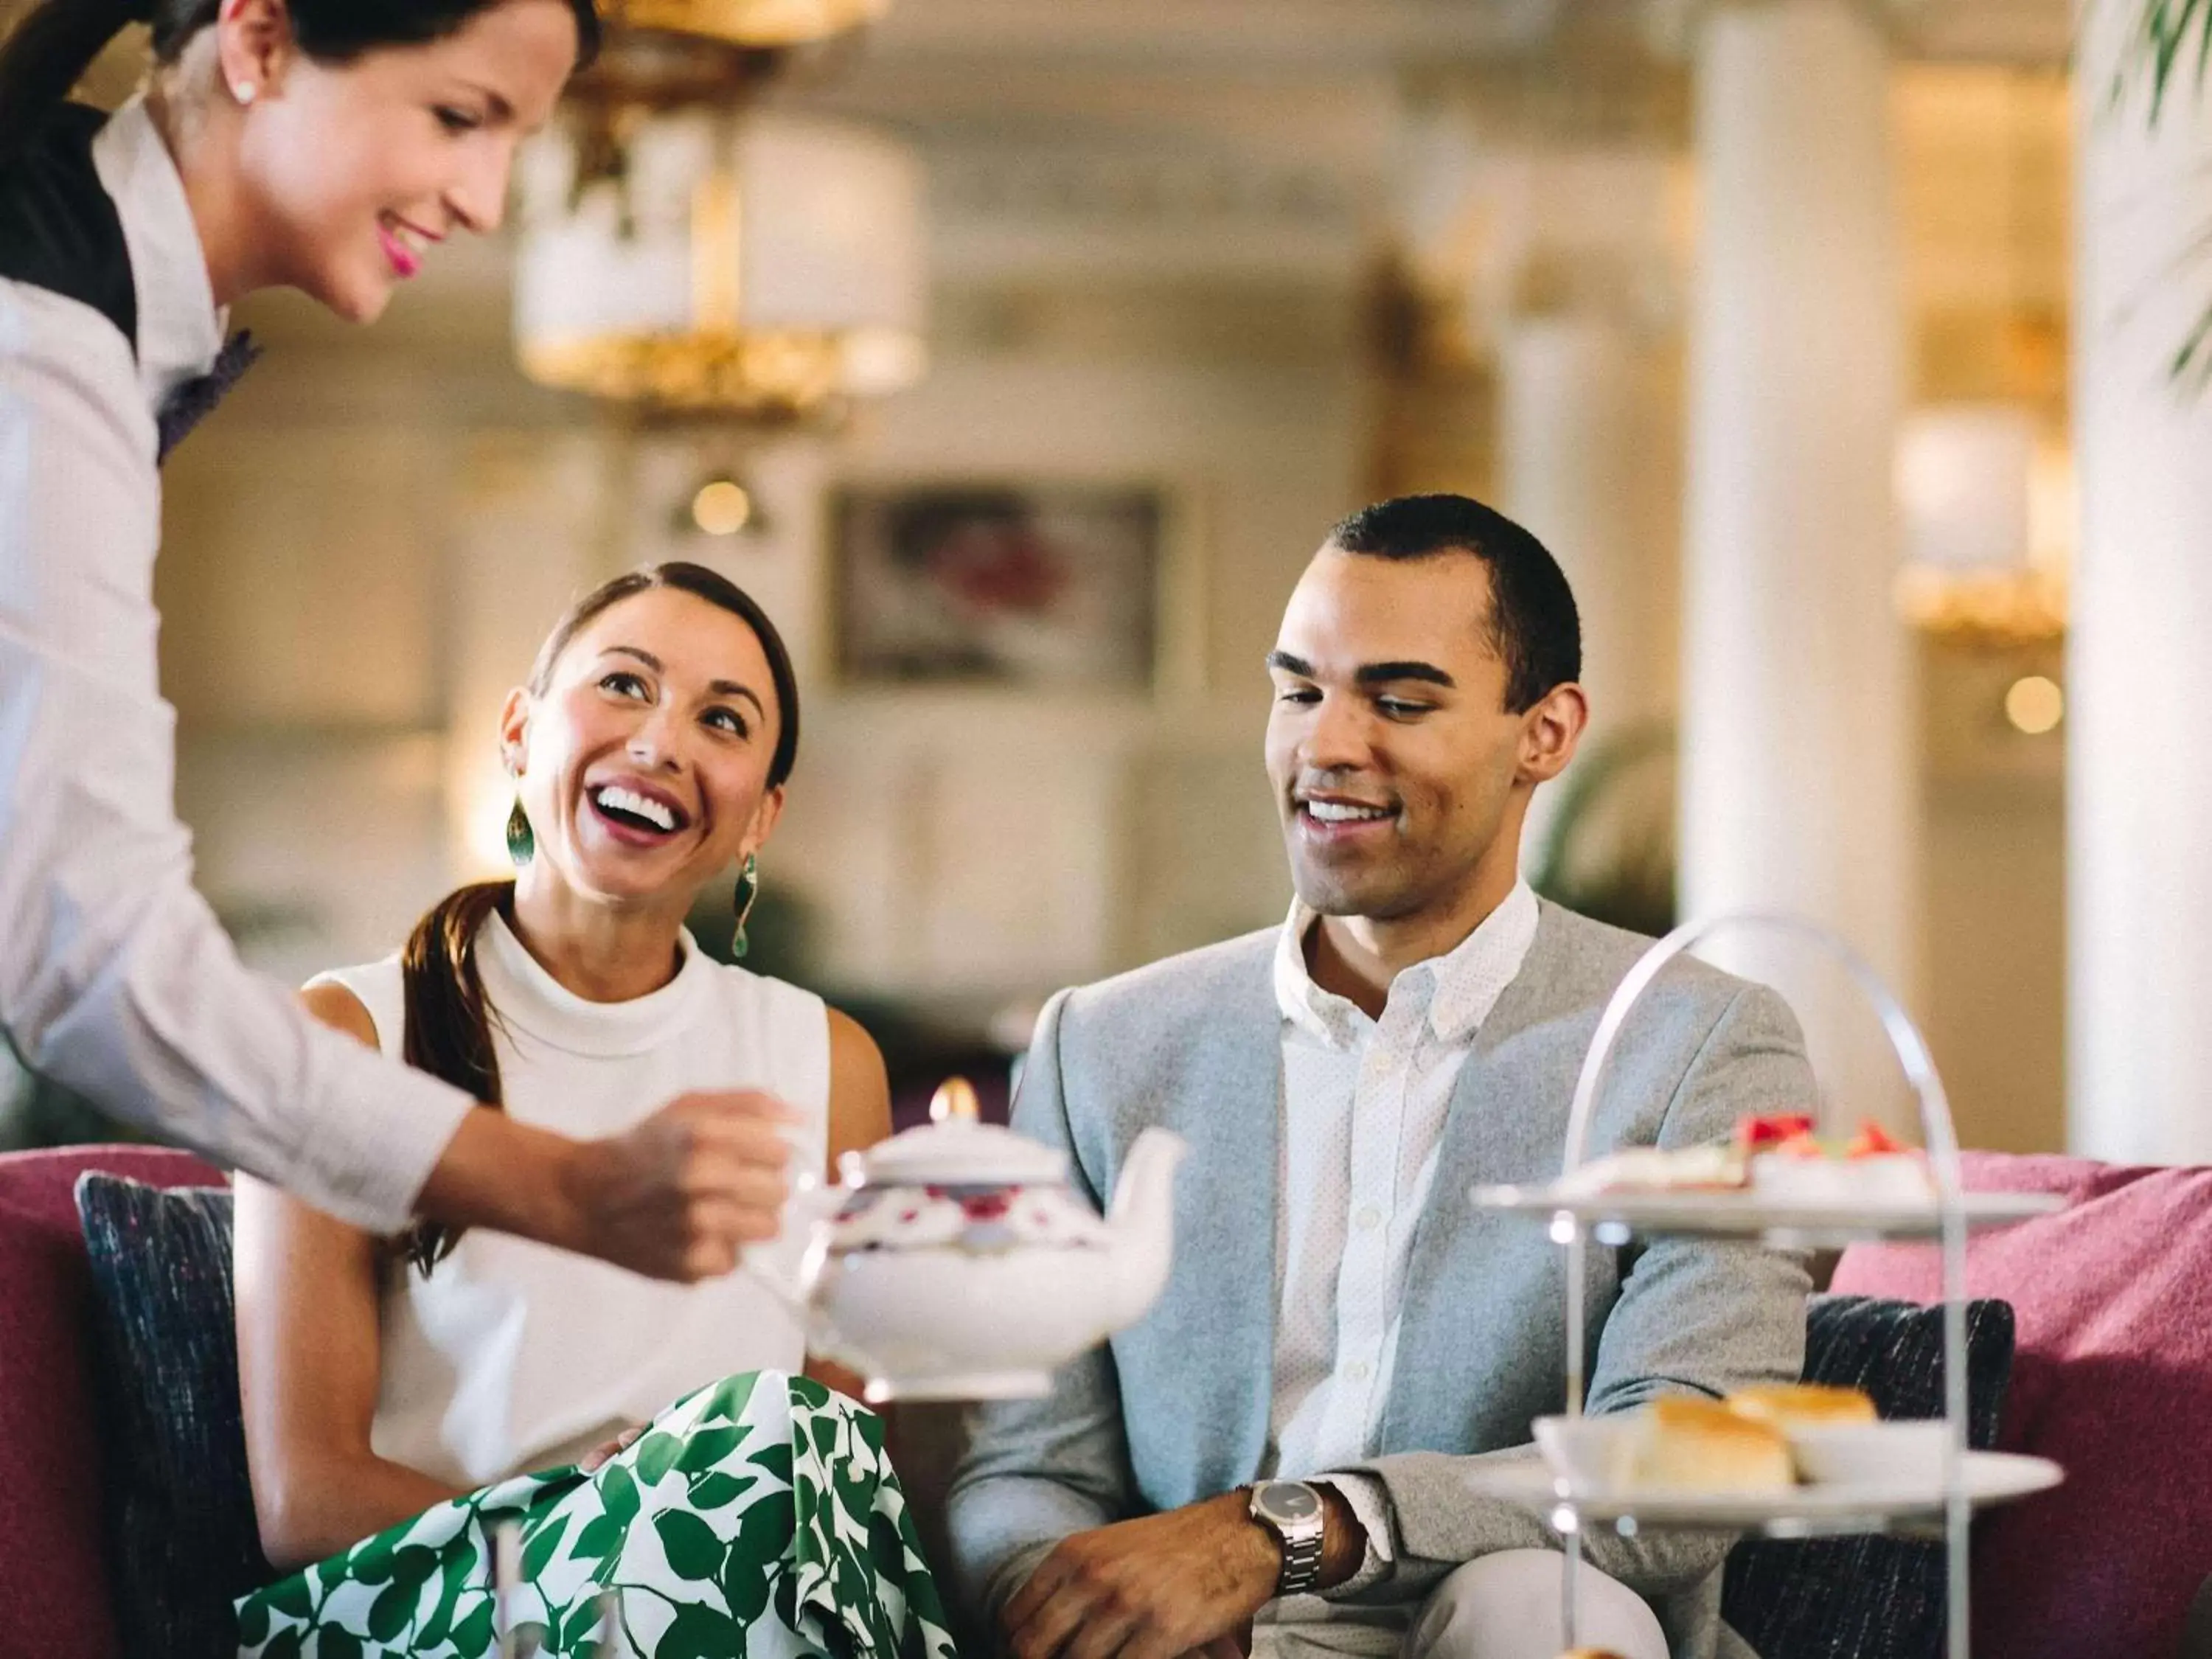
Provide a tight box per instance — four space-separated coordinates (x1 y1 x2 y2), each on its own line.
1250 1482 1326 1597
1275 1523 1324 1597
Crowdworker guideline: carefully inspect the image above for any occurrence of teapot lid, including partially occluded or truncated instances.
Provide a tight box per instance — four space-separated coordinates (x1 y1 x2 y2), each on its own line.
852 1078 1068 1187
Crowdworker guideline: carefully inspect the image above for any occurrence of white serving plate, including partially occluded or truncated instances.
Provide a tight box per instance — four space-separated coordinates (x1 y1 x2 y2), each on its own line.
1469 1184 2065 1245
1492 1427 2059 1527
1788 1421 1952 1486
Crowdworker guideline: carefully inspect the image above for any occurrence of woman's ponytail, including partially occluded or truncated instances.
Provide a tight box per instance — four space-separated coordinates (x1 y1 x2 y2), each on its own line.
392 877 515 1276
0 0 150 168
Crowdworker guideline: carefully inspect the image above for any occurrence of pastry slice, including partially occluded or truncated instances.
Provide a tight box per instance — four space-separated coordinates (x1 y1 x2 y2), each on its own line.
1624 1397 1795 1493
1726 1382 1878 1431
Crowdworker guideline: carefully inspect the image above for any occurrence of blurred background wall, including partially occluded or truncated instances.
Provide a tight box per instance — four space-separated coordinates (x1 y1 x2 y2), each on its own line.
5 0 2120 1153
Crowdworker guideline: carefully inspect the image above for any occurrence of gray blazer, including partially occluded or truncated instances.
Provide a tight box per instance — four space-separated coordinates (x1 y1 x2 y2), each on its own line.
944 902 1814 1659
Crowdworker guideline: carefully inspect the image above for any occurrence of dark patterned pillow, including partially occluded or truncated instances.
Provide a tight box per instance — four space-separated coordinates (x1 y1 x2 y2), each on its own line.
74 1173 271 1659
1721 1295 2016 1659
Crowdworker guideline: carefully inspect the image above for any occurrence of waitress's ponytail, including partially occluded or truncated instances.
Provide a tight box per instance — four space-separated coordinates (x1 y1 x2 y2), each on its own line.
0 0 155 168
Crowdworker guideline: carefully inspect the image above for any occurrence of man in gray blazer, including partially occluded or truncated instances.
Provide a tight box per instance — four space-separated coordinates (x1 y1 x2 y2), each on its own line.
946 494 1814 1659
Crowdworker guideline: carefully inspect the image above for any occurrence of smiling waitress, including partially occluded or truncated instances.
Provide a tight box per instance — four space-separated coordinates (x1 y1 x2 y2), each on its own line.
0 0 793 1279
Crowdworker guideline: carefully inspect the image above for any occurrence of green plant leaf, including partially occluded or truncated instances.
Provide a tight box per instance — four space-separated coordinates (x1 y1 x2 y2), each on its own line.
601 1463 641 1523
653 1603 736 1659
687 1470 756 1510
705 1371 759 1422
391 1544 442 1589
522 1512 571 1578
319 1627 365 1659
262 1573 314 1618
367 1579 417 1643
347 1533 397 1586
235 1596 272 1647
422 1550 473 1646
453 1598 495 1654
725 1557 772 1625
562 1594 611 1651
634 1431 684 1484
736 1489 796 1568
573 1511 626 1561
675 1426 745 1475
654 1509 726 1580
259 1631 303 1659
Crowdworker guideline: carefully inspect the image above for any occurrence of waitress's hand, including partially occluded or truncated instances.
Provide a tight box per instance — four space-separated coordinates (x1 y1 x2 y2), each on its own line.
419 1090 796 1282
569 1091 798 1279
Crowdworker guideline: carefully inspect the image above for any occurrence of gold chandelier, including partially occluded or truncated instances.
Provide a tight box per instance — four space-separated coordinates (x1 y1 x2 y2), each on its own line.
512 0 926 420
1892 404 2070 648
604 0 891 49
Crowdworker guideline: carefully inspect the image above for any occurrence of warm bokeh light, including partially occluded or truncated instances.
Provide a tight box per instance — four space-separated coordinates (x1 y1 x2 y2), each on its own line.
2005 675 2064 736
692 480 754 536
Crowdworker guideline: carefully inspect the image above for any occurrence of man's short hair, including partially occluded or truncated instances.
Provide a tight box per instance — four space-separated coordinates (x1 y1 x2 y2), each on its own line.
1324 493 1582 712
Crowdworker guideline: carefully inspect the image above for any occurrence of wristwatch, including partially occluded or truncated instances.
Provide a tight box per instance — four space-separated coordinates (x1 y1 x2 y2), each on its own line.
1248 1479 1326 1597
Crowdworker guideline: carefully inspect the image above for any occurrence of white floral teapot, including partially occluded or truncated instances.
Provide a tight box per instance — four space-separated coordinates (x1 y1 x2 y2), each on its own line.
769 1079 1188 1402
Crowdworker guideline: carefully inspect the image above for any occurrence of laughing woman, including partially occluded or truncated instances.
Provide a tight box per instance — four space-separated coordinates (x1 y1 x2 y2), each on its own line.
232 563 954 1659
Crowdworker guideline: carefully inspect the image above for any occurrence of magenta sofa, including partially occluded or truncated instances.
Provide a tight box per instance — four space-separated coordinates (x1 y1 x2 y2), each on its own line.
1836 1150 2212 1659
7 1143 2208 1659
0 1144 223 1659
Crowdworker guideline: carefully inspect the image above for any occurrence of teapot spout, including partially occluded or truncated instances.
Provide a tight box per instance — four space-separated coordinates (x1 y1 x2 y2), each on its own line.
1102 1127 1189 1333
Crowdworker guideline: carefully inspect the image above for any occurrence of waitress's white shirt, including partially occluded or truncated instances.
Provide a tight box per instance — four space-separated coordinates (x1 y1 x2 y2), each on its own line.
0 97 470 1228
316 913 831 1487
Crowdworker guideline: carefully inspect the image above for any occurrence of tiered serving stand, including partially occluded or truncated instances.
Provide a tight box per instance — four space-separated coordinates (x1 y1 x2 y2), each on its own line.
1466 913 2064 1659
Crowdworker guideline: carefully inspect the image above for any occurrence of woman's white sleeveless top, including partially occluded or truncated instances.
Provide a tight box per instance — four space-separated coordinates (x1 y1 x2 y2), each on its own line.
314 912 829 1489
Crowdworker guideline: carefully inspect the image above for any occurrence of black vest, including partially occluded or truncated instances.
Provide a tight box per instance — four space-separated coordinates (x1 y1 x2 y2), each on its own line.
0 103 257 462
0 103 137 352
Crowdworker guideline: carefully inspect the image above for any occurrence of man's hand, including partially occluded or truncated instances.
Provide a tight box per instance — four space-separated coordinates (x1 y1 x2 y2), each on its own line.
1000 1486 1363 1659
1001 1484 1373 1659
1001 1493 1276 1659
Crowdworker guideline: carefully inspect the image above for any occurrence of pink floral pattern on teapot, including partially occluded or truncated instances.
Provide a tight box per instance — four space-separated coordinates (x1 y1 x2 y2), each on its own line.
828 1181 1111 1253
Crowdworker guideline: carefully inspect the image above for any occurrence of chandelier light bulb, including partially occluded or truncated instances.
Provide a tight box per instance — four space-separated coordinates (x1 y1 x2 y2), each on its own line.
692 480 754 535
2005 675 2064 736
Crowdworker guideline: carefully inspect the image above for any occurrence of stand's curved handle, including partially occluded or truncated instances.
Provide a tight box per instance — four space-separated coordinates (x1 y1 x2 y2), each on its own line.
1560 908 1961 1186
1554 910 1972 1657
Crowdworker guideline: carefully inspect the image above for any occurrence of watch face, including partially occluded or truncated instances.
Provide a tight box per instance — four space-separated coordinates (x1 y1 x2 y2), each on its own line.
1257 1481 1322 1523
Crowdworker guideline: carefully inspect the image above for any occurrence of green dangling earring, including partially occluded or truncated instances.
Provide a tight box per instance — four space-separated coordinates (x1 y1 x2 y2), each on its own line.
732 853 759 959
505 799 535 867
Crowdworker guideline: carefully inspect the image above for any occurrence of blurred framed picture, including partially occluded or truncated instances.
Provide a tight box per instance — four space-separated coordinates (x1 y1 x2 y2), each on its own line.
830 481 1176 691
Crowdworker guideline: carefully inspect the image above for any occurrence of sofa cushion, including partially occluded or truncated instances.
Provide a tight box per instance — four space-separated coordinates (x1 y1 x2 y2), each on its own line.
0 1146 223 1659
1721 1295 2014 1659
74 1172 269 1659
1832 1151 2205 1659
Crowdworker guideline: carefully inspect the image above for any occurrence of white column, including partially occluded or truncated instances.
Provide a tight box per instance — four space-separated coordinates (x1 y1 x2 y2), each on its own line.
2068 8 2212 1162
1503 313 1672 869
1678 0 1917 1113
1502 314 1658 737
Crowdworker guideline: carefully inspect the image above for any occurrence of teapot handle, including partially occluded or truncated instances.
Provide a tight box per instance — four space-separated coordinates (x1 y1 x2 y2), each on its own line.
737 1170 844 1319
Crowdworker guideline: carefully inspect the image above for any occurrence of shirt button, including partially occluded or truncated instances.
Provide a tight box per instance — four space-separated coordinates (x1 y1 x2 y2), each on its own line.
1346 1359 1374 1383
1354 1205 1383 1231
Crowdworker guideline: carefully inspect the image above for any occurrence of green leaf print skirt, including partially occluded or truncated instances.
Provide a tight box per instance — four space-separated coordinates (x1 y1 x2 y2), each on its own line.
234 1370 957 1659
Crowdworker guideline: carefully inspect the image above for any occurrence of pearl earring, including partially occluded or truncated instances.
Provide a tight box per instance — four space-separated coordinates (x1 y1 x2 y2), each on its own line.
232 82 257 106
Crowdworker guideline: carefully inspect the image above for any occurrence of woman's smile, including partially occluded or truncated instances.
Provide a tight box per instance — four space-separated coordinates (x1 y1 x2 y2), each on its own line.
375 213 435 279
580 776 694 850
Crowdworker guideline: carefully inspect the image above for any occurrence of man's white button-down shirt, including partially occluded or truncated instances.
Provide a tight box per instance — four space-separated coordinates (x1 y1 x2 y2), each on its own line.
1262 880 1540 1615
